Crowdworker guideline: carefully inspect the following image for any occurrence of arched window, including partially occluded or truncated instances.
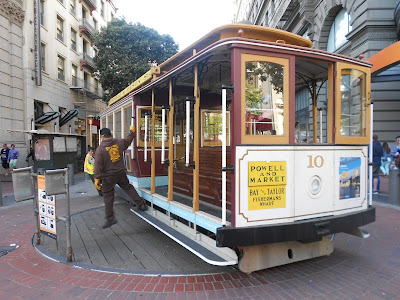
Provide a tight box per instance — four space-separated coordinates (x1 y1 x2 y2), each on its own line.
327 8 352 52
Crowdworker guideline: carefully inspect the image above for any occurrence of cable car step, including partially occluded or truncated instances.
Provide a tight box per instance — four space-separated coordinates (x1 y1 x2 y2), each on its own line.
130 208 238 266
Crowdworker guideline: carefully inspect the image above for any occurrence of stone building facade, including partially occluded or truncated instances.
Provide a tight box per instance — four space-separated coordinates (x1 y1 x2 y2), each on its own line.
0 0 26 163
0 0 116 172
235 0 400 145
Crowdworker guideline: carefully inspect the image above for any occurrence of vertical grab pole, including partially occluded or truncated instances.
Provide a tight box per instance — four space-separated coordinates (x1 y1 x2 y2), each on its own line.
168 80 174 202
319 108 323 143
161 108 165 164
144 114 148 162
369 103 374 206
221 87 227 226
185 98 190 167
131 103 134 158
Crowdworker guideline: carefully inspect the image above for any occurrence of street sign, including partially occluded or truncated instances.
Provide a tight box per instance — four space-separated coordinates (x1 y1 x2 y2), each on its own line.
37 175 57 239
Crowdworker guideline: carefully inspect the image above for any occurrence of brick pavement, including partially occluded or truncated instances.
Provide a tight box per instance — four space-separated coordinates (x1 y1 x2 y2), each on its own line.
0 174 399 299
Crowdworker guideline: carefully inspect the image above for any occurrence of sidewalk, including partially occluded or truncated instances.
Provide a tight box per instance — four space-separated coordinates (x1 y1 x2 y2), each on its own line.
0 172 399 299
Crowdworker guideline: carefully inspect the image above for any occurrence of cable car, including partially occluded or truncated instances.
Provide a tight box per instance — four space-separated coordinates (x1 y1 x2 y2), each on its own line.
99 24 375 273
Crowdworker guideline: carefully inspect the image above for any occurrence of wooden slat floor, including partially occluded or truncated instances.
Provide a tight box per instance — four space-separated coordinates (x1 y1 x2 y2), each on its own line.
153 186 232 222
40 200 235 275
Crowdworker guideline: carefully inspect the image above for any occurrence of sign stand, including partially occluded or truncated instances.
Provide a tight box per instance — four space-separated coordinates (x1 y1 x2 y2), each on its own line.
45 168 71 262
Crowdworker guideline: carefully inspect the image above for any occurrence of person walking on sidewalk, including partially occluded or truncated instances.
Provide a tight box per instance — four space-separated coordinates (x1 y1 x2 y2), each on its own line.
372 135 383 193
1 144 10 175
94 127 147 229
84 147 103 196
390 136 400 169
7 144 19 171
380 142 391 176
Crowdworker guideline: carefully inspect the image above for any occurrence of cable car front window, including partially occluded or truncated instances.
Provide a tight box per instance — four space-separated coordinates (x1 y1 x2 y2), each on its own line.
245 61 284 136
340 69 366 137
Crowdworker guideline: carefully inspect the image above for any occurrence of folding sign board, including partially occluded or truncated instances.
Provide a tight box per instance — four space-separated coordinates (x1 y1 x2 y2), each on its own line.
12 167 35 202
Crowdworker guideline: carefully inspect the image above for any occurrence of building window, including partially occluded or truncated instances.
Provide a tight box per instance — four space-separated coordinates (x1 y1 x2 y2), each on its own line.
72 64 78 86
84 72 89 88
82 7 87 19
40 0 45 26
93 18 97 30
57 15 64 42
70 0 76 15
71 28 77 51
34 100 44 121
83 38 88 54
58 55 65 81
327 8 352 52
41 42 46 72
101 0 105 17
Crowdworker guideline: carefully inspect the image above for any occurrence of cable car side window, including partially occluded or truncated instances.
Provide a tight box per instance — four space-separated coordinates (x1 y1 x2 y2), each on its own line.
340 69 367 137
241 54 289 145
245 61 284 136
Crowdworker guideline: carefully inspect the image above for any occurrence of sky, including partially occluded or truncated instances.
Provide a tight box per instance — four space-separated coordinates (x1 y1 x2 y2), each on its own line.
116 0 237 50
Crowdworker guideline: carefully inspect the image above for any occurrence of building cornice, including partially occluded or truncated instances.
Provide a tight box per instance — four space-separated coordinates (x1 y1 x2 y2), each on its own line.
0 0 24 26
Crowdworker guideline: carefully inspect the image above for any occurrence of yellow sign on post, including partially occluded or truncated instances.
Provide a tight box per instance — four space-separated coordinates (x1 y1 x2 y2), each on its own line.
248 161 287 210
37 175 57 239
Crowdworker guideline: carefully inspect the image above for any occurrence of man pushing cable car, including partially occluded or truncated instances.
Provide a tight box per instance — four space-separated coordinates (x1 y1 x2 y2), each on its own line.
94 126 147 229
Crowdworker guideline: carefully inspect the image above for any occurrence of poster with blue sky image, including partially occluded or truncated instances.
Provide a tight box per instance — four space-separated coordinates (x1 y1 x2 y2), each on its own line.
339 157 361 199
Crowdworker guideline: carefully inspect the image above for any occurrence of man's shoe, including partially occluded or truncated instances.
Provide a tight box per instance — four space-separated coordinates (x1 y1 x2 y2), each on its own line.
102 219 117 229
138 202 148 211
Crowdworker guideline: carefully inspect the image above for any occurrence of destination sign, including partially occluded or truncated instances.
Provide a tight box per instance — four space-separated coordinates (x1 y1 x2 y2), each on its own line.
248 161 286 186
248 161 287 210
248 185 286 210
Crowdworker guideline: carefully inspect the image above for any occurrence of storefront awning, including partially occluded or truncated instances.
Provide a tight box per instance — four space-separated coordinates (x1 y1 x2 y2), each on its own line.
367 41 400 75
59 109 79 127
35 112 61 125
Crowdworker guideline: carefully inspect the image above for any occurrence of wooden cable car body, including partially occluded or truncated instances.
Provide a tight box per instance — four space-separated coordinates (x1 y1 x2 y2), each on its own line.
100 24 375 273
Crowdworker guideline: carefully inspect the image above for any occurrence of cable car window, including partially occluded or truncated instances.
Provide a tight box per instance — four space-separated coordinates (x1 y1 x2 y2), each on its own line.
138 107 169 147
245 61 284 136
340 69 367 137
201 110 230 146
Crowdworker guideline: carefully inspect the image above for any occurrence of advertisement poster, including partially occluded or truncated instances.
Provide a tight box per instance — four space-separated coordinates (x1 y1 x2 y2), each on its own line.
248 161 287 210
339 157 361 199
37 175 57 239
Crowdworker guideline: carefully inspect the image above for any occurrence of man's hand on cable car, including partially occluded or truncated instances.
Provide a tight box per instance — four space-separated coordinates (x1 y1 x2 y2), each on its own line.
94 178 102 190
130 125 136 133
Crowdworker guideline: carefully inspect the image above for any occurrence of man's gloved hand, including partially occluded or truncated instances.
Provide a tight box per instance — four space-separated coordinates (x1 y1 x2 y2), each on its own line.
130 125 136 133
94 178 102 190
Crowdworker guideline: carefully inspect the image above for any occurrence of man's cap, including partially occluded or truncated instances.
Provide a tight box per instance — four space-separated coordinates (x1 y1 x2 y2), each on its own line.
100 128 112 137
3 143 6 146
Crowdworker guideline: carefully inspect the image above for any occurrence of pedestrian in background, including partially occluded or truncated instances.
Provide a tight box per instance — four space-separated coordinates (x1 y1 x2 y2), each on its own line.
390 136 400 169
372 135 383 194
1 143 10 175
94 127 147 229
380 142 391 176
7 144 19 171
84 147 102 196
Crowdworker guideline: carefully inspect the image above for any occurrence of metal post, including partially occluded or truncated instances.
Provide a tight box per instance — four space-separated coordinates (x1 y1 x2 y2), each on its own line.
369 103 373 206
221 88 227 226
67 164 74 185
185 98 190 167
32 173 40 245
161 108 165 164
144 114 148 162
65 168 72 262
